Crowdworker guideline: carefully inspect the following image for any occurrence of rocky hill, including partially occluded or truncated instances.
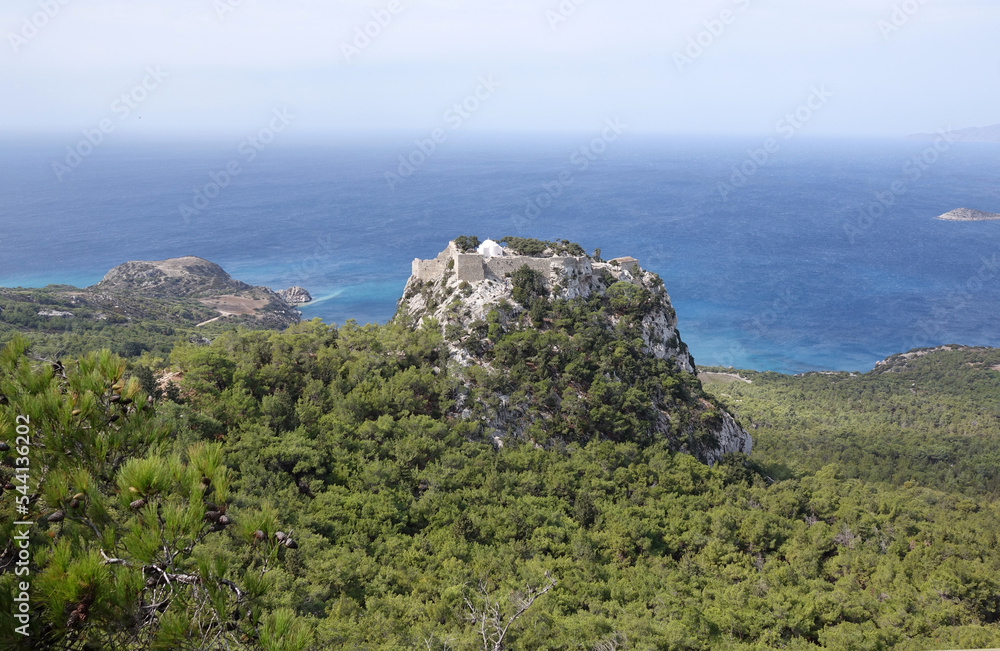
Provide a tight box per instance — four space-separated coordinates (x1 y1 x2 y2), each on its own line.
89 256 303 327
0 257 309 357
395 238 752 464
95 256 253 297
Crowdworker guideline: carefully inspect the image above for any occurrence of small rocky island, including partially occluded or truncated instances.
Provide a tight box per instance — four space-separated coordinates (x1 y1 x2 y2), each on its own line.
936 208 1000 222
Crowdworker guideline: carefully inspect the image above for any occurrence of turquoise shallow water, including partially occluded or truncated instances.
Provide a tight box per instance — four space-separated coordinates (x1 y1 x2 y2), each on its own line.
1 135 998 374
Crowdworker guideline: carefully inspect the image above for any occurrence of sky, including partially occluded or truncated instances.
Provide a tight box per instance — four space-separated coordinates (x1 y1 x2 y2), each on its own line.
1 0 998 139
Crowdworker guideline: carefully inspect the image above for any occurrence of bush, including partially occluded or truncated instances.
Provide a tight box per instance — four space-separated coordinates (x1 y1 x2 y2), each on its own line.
511 265 547 306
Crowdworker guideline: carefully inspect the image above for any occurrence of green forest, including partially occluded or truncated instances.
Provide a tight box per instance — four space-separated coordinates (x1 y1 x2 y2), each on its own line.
3 274 1000 649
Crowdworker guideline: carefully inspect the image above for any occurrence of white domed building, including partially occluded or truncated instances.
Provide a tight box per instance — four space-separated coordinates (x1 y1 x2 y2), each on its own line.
476 239 504 258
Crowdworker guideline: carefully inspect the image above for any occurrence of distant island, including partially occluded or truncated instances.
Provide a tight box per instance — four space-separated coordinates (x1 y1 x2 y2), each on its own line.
937 208 1000 222
909 123 1000 144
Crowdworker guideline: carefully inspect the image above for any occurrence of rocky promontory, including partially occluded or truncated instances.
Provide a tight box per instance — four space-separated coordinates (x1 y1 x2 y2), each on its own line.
95 256 252 298
1 257 306 337
936 208 1000 222
277 286 313 304
395 237 753 464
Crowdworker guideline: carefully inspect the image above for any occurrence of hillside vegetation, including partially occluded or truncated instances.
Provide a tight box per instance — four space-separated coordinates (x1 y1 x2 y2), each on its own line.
4 320 1000 650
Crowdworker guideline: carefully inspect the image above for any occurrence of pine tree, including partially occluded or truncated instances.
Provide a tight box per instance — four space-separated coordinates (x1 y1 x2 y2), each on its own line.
0 335 311 650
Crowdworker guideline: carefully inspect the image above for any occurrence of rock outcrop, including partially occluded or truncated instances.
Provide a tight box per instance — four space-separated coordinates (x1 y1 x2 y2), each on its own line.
277 286 313 304
397 239 752 465
400 240 695 372
936 208 1000 222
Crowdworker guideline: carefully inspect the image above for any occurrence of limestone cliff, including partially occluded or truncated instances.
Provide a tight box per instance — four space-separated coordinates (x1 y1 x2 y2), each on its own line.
396 239 752 465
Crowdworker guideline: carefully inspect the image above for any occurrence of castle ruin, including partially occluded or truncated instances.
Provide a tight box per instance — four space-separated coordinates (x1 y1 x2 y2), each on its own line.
411 241 601 288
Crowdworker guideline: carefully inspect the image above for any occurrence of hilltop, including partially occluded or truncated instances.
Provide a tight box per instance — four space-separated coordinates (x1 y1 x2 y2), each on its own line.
395 237 752 464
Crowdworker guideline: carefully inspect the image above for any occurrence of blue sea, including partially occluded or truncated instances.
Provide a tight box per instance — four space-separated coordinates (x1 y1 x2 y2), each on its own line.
1 135 998 374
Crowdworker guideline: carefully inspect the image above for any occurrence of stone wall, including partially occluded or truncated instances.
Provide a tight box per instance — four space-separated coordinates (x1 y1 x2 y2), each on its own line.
455 254 485 282
411 242 457 281
411 242 598 289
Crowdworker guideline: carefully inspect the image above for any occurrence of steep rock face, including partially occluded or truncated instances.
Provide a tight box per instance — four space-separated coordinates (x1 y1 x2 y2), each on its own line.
396 240 752 464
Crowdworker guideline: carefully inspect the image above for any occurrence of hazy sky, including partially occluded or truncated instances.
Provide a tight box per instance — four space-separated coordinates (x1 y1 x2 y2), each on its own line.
2 0 998 138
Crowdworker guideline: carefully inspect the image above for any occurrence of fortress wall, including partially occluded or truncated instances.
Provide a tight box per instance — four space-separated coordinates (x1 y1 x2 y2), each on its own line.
551 257 593 280
412 258 445 281
455 254 485 282
484 257 555 283
412 243 458 282
411 245 596 288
